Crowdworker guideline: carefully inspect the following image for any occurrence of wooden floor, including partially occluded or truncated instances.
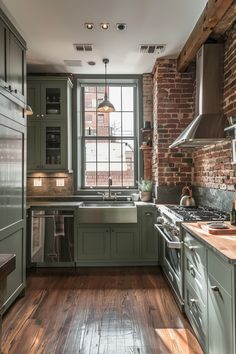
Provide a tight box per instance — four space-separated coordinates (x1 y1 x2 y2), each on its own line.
2 267 203 354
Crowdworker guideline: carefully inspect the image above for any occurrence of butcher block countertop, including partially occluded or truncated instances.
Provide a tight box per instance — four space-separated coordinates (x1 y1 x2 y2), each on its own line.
182 222 236 264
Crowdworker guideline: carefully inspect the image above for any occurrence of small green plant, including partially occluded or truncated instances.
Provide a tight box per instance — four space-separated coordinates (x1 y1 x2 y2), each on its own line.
137 179 153 192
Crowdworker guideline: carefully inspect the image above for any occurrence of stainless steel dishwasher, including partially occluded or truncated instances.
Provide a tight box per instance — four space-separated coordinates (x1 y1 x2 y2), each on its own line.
31 209 74 266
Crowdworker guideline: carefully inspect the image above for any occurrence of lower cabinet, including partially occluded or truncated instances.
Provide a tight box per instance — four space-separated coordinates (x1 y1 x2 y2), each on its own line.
208 250 233 354
77 224 139 264
139 206 158 260
183 229 235 354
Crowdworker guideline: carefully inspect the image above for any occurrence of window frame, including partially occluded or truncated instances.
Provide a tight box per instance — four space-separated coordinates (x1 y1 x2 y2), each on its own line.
74 75 143 193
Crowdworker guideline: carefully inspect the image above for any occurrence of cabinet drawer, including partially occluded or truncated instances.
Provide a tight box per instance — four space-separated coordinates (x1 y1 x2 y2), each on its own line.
185 280 206 351
184 251 207 305
184 231 206 269
208 250 232 295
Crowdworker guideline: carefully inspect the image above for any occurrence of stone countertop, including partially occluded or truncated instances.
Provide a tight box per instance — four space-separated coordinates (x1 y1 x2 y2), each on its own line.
0 254 16 281
182 222 236 264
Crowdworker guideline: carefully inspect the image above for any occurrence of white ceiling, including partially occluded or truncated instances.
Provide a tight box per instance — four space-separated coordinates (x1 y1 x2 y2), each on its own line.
1 0 207 74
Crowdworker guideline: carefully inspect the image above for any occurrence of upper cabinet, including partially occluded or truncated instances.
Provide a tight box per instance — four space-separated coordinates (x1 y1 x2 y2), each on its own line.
27 77 73 172
0 10 26 104
28 80 68 121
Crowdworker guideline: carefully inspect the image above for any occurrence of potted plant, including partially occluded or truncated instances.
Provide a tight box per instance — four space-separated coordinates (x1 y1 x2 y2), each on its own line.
137 179 153 202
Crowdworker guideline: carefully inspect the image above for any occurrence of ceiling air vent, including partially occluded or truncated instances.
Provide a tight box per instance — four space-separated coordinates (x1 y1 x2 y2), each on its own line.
64 60 82 67
139 44 166 54
73 43 93 52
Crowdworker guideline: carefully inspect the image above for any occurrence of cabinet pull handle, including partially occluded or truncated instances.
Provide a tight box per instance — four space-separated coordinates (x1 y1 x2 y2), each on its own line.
189 265 196 277
145 212 153 216
190 298 197 306
8 85 12 92
211 286 220 293
185 243 196 252
14 89 18 94
36 114 40 118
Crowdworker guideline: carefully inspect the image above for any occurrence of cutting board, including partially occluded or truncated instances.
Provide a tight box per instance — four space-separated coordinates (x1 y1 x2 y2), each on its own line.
199 222 236 235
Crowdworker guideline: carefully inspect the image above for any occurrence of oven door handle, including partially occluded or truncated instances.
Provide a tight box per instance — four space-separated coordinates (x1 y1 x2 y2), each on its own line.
155 224 182 249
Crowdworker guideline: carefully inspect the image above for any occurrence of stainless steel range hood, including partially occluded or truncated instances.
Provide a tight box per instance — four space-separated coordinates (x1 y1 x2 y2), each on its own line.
170 44 227 149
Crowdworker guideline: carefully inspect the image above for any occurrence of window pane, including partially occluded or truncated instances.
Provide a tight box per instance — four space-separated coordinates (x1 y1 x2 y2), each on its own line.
110 112 121 136
85 140 96 162
97 113 110 136
122 112 134 136
85 163 96 187
110 140 121 162
110 163 122 186
97 163 109 186
122 87 133 111
122 140 134 161
109 87 121 111
84 112 96 136
123 162 134 186
85 86 96 93
84 91 97 111
97 140 109 161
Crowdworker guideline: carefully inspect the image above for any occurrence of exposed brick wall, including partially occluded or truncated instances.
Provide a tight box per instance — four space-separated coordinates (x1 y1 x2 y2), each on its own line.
193 22 236 191
152 59 195 186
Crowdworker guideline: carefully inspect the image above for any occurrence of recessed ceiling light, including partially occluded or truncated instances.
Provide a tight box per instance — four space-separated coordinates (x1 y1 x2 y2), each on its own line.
87 61 96 66
116 23 127 31
84 23 94 30
100 22 109 30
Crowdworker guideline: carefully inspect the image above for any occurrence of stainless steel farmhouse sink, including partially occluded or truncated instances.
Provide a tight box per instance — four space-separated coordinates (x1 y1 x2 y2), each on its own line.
78 201 137 223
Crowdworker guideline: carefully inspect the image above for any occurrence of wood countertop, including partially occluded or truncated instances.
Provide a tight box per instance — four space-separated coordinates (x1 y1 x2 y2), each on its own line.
0 254 16 281
182 222 236 264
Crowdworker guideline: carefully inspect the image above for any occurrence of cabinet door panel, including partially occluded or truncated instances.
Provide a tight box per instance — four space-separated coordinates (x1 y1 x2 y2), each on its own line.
140 208 158 259
8 32 25 101
0 19 8 87
111 226 138 260
27 122 41 170
27 83 41 121
78 227 110 260
0 229 24 308
41 83 67 120
0 123 23 230
41 121 66 170
208 274 233 354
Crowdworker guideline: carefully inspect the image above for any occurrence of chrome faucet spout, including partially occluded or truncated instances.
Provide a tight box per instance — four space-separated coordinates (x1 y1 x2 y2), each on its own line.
108 176 112 199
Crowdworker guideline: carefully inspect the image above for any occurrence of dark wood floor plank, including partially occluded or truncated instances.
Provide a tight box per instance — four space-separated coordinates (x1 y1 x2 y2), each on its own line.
2 267 203 354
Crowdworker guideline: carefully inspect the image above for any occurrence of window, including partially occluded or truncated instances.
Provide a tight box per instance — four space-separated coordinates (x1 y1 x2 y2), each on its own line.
81 84 137 188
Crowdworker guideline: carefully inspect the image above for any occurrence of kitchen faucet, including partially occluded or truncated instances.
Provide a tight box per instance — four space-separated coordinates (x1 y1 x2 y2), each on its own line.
108 176 112 199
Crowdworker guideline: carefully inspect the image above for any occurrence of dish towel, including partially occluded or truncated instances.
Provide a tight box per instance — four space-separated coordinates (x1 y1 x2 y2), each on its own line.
54 215 65 237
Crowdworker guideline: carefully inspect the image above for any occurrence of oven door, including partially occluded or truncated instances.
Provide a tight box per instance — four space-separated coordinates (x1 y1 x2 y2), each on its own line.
155 224 184 308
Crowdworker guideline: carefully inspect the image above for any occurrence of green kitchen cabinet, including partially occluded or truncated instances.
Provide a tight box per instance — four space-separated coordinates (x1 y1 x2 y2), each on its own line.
110 225 139 260
0 11 26 104
139 206 158 260
77 224 139 264
27 77 72 122
207 250 233 354
183 227 236 354
77 226 110 260
27 77 73 172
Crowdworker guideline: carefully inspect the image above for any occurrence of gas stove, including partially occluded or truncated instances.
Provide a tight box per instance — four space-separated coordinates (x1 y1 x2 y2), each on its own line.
165 205 229 222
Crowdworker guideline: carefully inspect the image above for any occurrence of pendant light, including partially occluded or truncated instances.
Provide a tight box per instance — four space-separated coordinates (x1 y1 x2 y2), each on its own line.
97 58 115 113
25 104 33 115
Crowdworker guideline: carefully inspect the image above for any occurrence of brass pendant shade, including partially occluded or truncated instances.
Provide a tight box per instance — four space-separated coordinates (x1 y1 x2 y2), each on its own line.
97 58 115 113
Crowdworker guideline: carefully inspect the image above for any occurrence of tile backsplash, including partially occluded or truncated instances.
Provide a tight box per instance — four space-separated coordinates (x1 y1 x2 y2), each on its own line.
27 172 74 196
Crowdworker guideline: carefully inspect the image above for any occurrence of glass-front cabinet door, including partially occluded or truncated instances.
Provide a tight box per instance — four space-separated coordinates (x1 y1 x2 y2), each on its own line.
41 122 66 170
41 83 67 120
